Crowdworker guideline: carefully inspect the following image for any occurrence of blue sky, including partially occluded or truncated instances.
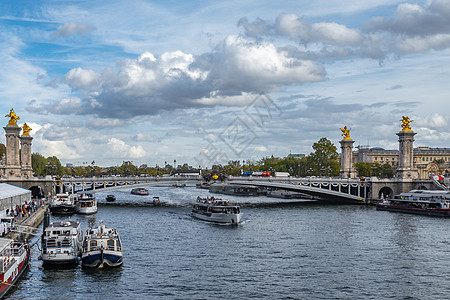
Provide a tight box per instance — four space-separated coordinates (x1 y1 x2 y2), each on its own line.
1 0 450 168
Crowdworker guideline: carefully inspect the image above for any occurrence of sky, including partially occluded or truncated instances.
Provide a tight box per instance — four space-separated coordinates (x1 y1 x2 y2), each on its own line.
1 0 450 168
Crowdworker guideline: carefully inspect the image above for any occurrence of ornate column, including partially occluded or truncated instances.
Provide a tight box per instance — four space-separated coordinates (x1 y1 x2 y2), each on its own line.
339 126 356 178
20 137 33 178
396 116 419 179
3 127 22 177
3 109 23 177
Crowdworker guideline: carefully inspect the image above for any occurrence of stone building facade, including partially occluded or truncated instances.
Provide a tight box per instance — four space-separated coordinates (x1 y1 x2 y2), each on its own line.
352 146 450 179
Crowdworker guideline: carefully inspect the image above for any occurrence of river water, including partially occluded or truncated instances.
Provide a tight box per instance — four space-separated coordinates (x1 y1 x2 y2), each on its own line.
7 185 450 299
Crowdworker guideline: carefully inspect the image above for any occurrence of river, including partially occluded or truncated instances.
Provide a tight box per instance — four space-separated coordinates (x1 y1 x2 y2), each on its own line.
7 185 450 299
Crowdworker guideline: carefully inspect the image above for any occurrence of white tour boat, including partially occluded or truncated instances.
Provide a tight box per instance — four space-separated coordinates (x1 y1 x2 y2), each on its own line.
49 193 77 215
81 221 123 269
41 220 83 266
76 192 98 214
0 238 30 298
192 197 243 224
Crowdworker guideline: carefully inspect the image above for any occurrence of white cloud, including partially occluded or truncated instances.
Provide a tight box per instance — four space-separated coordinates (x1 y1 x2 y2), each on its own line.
254 145 268 152
52 22 95 37
311 22 362 46
55 36 325 119
107 138 147 159
65 68 101 91
47 97 84 115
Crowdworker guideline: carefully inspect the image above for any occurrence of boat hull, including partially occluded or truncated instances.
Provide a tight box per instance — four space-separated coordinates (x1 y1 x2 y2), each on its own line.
76 207 98 214
82 250 123 268
376 204 450 217
191 211 242 224
41 250 80 266
49 205 76 215
0 245 30 298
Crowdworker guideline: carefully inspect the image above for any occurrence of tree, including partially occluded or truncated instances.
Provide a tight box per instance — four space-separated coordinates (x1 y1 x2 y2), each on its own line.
381 163 394 178
32 153 47 176
46 155 63 176
308 137 340 176
355 162 372 177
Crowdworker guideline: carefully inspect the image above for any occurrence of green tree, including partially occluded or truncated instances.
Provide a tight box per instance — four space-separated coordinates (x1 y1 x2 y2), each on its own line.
32 153 47 176
46 155 63 176
308 137 340 176
355 162 372 177
381 163 394 178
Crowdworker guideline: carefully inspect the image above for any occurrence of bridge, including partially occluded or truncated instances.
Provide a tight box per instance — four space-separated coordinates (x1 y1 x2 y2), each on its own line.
54 175 442 204
228 178 367 203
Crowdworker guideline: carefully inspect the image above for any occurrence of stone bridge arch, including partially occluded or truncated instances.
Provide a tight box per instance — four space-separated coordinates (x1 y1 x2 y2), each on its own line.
378 186 394 199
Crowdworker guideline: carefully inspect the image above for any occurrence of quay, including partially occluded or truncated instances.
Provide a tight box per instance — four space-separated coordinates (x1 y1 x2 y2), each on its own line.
9 204 47 241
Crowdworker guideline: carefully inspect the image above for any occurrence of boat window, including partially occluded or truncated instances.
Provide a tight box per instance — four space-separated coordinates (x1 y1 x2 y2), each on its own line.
53 231 60 235
90 240 97 250
107 239 115 250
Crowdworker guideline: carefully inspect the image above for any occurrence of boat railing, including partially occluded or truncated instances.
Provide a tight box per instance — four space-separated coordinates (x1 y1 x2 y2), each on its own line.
0 257 15 274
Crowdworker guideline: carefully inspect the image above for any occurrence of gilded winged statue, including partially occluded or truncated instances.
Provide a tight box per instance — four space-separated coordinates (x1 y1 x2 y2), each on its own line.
22 123 32 136
5 108 20 125
340 126 351 140
400 116 413 131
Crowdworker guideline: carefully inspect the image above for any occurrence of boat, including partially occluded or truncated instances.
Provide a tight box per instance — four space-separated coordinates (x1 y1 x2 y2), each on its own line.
0 238 30 298
106 194 116 202
49 193 77 215
76 192 98 214
172 183 186 188
41 220 83 266
267 189 293 199
81 221 123 269
152 196 161 205
209 183 267 196
192 197 243 224
196 182 211 189
131 188 149 195
376 190 450 217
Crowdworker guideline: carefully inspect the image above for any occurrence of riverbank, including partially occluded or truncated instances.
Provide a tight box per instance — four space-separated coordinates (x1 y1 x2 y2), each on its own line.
9 204 47 241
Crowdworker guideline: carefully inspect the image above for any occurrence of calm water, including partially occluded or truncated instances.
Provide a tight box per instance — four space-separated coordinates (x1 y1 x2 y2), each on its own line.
7 185 450 299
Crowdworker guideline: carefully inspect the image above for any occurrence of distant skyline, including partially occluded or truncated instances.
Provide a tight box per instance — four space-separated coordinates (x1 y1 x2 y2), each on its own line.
1 0 450 167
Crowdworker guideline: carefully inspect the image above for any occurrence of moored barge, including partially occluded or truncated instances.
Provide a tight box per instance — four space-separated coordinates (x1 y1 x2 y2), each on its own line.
376 190 450 217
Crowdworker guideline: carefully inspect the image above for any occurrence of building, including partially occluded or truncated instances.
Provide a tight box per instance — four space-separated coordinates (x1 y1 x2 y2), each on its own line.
228 160 241 168
0 183 31 211
353 146 450 179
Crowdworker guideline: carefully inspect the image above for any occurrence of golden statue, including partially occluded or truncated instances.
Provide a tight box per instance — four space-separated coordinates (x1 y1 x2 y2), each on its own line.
400 116 413 131
5 108 20 125
22 123 32 136
340 126 351 140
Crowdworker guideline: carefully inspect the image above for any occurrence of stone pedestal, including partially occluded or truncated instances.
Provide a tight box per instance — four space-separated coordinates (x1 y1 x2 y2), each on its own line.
340 138 356 178
3 125 22 177
396 130 419 179
20 135 33 177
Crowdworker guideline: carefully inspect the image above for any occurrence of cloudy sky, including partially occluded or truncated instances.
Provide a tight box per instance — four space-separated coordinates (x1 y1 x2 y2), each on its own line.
1 0 450 168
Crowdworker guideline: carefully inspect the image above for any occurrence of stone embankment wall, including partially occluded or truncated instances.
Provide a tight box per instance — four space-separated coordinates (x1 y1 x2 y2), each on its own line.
10 205 47 241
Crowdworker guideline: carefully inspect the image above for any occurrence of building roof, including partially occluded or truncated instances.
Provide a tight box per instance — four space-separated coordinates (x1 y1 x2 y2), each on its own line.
0 183 31 199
